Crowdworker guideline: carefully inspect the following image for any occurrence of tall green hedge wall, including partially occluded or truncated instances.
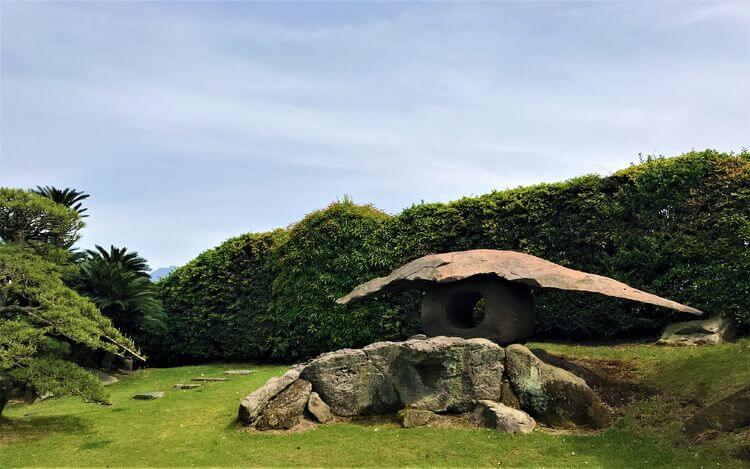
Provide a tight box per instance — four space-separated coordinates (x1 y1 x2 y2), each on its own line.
155 150 749 364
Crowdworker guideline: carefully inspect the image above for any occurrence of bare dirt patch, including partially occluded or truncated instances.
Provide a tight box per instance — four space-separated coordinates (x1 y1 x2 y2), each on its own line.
530 348 655 411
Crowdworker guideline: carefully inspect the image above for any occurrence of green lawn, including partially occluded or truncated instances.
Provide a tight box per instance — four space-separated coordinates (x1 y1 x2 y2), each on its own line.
1 340 748 467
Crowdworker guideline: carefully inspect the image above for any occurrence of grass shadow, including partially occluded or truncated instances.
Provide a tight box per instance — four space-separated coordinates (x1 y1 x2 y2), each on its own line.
79 439 113 450
0 415 88 445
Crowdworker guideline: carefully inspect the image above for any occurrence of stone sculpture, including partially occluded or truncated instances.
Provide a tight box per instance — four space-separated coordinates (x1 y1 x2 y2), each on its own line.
337 249 702 343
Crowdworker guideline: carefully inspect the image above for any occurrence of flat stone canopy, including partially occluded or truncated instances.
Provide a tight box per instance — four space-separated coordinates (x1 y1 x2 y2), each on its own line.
337 249 702 315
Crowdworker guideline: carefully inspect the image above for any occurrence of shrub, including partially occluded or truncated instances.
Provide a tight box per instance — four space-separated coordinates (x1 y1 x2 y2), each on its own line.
265 200 419 359
152 230 288 363
158 150 749 363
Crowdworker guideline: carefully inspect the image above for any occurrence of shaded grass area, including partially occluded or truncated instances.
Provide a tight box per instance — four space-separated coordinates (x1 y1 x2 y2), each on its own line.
1 341 748 467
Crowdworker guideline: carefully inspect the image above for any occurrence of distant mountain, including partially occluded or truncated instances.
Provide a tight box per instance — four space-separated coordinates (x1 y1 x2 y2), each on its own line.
150 266 178 281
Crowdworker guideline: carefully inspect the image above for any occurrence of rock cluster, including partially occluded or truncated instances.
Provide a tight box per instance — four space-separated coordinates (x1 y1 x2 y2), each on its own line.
238 336 612 433
658 315 736 346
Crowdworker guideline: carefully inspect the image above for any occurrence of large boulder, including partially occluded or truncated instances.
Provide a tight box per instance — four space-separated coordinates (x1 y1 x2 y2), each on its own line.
364 336 504 412
505 344 612 429
684 385 750 436
238 365 303 424
471 400 536 433
658 315 736 346
300 349 399 417
254 379 312 431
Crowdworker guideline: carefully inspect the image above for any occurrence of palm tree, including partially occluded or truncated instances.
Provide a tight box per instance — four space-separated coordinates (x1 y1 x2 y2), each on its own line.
87 245 150 276
31 186 90 218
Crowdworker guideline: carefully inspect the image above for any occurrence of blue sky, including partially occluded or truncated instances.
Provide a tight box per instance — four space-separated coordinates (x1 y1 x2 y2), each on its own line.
1 1 748 268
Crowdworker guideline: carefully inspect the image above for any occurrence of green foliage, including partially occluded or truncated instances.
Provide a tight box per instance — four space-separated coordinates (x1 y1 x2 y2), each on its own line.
0 319 63 369
31 186 90 218
159 150 750 362
155 230 288 363
0 244 136 413
7 357 108 404
86 245 150 276
265 200 418 359
0 188 84 250
0 244 136 354
72 253 165 339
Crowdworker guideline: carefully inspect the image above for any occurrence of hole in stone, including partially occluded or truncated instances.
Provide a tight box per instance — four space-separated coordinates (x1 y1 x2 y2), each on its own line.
473 298 486 325
445 291 486 329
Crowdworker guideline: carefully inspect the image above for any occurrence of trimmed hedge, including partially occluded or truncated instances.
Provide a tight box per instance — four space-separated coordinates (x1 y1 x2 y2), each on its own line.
154 230 288 363
155 150 749 363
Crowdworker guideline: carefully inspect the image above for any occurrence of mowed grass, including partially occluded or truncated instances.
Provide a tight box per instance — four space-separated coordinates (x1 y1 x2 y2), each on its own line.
1 340 748 468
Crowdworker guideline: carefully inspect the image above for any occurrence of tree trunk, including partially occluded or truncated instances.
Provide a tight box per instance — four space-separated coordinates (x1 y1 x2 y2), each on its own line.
0 373 13 417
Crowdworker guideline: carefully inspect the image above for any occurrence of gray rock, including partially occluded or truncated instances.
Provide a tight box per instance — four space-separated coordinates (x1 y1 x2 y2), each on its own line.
658 315 736 346
239 337 612 433
684 384 750 436
133 391 165 400
35 391 54 402
530 349 600 384
408 334 427 341
471 400 536 433
174 384 201 390
255 379 312 430
300 349 399 417
499 380 521 409
86 368 118 386
364 336 505 412
224 369 256 375
238 365 302 424
505 344 612 429
191 377 228 382
307 391 333 423
398 408 437 428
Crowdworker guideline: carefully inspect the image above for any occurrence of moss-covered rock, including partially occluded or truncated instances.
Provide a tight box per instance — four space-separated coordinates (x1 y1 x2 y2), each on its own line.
505 344 612 429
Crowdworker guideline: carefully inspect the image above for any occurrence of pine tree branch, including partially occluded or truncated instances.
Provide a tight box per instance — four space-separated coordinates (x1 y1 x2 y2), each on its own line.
6 305 146 362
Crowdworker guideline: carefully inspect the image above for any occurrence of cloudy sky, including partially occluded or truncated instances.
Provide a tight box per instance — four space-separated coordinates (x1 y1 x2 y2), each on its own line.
1 2 748 268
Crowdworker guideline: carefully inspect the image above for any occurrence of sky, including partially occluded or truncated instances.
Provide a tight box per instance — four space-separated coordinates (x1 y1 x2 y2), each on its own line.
1 1 748 269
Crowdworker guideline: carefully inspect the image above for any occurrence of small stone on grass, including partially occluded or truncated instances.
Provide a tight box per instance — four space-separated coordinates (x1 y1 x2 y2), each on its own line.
191 377 229 382
133 391 165 400
174 384 201 390
223 369 256 375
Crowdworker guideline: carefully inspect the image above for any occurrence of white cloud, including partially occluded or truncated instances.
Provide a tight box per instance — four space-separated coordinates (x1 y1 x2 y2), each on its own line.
1 2 748 267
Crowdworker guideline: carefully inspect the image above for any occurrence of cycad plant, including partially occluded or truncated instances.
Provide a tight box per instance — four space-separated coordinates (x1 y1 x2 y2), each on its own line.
31 186 90 218
86 245 150 275
73 247 165 337
29 186 91 260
